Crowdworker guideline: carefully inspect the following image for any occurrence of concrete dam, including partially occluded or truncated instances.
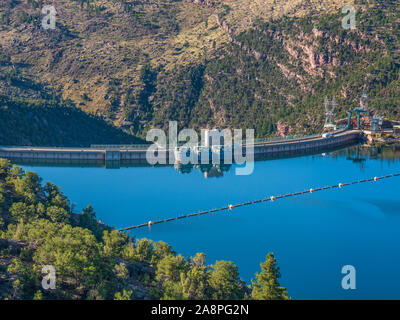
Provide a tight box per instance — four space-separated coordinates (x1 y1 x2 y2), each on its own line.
0 130 362 165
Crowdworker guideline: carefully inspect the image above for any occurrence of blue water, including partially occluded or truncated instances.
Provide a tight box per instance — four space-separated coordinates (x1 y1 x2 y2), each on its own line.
18 146 400 299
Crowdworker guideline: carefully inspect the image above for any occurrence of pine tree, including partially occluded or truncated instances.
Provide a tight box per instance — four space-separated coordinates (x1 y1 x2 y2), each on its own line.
114 289 133 300
251 253 289 300
33 290 43 300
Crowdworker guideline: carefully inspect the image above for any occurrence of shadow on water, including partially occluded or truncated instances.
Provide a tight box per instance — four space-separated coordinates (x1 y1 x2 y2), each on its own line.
360 199 400 217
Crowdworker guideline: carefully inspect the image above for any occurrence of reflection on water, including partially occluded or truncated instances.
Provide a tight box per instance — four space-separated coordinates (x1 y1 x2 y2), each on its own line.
173 144 400 177
9 144 400 176
332 144 400 162
174 162 232 178
174 144 400 177
15 143 400 299
329 144 400 171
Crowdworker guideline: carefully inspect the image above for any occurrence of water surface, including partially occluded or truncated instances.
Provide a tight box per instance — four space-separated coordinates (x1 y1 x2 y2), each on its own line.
17 145 400 299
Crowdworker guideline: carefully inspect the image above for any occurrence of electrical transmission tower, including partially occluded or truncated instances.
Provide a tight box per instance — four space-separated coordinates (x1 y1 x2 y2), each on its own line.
360 91 368 111
324 96 337 128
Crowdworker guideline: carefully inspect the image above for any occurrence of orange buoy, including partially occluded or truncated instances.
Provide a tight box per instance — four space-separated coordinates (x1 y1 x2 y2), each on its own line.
374 177 378 181
229 205 233 210
148 221 152 227
270 196 275 201
310 188 314 193
339 183 343 188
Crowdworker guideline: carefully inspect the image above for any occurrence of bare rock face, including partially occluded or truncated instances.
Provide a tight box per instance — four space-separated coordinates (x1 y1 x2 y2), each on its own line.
277 121 292 137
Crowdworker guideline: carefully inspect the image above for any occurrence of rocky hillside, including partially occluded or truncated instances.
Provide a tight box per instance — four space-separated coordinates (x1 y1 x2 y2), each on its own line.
1 0 399 141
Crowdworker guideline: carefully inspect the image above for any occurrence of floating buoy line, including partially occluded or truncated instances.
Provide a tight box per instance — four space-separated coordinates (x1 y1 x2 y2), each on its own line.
117 173 400 232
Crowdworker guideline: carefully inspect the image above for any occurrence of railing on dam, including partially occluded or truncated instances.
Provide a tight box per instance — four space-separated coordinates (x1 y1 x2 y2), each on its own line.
0 129 349 152
90 134 331 150
90 129 349 150
0 145 92 150
90 144 152 150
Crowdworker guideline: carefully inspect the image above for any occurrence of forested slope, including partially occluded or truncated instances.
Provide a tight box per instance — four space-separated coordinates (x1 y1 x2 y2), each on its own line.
1 0 399 142
0 95 144 146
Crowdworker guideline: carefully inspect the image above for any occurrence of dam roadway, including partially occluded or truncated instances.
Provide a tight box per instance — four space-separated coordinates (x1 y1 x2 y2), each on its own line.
0 130 362 163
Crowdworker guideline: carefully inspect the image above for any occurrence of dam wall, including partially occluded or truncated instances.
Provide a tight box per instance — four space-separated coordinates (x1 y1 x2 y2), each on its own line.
252 130 361 157
0 130 362 164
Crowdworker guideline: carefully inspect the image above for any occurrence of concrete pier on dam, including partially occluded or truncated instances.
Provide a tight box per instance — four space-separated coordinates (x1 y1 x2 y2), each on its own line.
0 130 362 165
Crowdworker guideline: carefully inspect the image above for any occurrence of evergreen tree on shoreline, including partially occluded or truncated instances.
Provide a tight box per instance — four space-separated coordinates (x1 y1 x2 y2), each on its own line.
251 253 289 300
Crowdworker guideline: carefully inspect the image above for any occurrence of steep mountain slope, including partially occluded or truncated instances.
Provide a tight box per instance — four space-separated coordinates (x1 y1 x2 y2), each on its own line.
190 1 400 136
0 50 144 146
1 0 399 141
0 95 144 146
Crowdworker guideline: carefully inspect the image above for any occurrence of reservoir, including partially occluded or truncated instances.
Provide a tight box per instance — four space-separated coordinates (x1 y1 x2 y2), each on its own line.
13 145 400 299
